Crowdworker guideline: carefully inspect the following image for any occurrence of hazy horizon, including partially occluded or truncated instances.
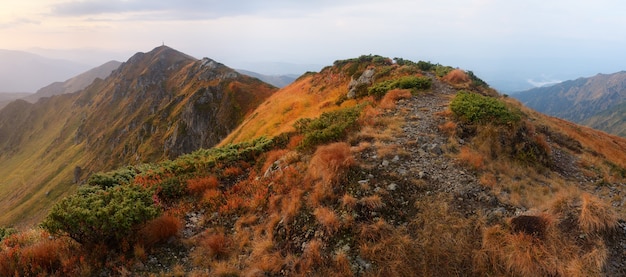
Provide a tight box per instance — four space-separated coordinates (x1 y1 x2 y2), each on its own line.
3 0 626 92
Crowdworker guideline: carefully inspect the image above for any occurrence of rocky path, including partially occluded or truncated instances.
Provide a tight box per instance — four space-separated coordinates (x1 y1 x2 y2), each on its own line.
356 78 517 224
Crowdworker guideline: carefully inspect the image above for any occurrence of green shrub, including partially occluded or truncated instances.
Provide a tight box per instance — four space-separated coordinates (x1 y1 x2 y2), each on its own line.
368 80 397 99
467 70 489 88
417 60 435 71
367 76 432 99
157 176 185 202
0 227 17 241
435 65 454 77
87 167 136 188
450 91 520 125
295 105 363 149
395 76 432 90
41 185 160 248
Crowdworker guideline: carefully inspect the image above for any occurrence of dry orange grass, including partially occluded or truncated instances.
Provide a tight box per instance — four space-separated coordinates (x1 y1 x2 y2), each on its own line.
340 193 358 210
378 89 412 109
307 142 355 185
479 172 497 188
359 194 384 210
186 176 219 196
202 231 232 260
579 193 618 233
550 193 617 234
261 149 290 173
308 143 355 206
139 214 182 246
313 207 341 234
222 166 244 177
442 69 470 85
478 193 615 276
438 120 457 136
458 146 485 170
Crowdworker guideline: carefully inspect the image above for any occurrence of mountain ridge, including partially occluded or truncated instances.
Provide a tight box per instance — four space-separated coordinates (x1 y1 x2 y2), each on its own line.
0 51 625 276
514 71 626 136
0 45 277 227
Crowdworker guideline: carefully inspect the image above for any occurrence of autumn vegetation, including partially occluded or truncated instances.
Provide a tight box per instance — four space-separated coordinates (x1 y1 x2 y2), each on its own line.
0 55 623 276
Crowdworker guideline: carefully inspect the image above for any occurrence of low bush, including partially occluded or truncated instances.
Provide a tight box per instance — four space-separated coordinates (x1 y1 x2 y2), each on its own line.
450 91 520 125
294 105 363 149
368 76 431 99
41 185 161 248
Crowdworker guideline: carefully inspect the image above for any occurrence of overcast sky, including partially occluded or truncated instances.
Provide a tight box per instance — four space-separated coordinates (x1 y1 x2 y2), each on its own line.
2 0 626 91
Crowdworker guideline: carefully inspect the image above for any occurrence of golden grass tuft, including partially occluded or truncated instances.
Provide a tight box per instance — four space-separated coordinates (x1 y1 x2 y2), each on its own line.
479 172 497 188
313 207 341 234
359 194 384 210
186 176 219 196
139 214 182 247
458 146 485 170
340 193 358 210
442 69 470 85
579 193 618 234
308 142 355 206
438 120 457 136
203 231 232 260
379 89 412 109
478 193 614 276
307 142 355 185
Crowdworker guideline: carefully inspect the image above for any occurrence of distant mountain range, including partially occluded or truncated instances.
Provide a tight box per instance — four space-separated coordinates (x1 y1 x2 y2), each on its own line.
514 71 626 137
0 49 91 93
22 60 122 104
236 69 297 88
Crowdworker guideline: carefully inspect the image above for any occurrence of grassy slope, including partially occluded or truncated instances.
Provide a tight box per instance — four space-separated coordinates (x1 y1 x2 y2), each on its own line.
2 57 625 276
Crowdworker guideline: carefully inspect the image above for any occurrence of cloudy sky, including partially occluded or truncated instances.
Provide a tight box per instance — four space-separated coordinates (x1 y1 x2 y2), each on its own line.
2 0 626 91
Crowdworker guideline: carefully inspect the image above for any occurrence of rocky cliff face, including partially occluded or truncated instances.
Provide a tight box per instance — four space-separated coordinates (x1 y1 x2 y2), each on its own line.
0 46 277 227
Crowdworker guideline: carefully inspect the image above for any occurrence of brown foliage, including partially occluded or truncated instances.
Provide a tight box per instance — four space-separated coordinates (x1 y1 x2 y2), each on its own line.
307 142 355 183
442 69 470 85
379 89 412 109
438 120 457 136
579 193 618 234
139 214 182 246
308 142 355 206
359 194 384 210
458 146 485 170
478 194 614 276
186 176 219 196
314 207 341 234
203 231 232 260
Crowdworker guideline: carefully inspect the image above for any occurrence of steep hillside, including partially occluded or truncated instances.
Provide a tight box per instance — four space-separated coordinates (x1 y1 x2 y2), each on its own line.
22 60 122 104
515 71 626 136
1 56 625 276
0 46 277 227
583 101 626 137
0 49 89 92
